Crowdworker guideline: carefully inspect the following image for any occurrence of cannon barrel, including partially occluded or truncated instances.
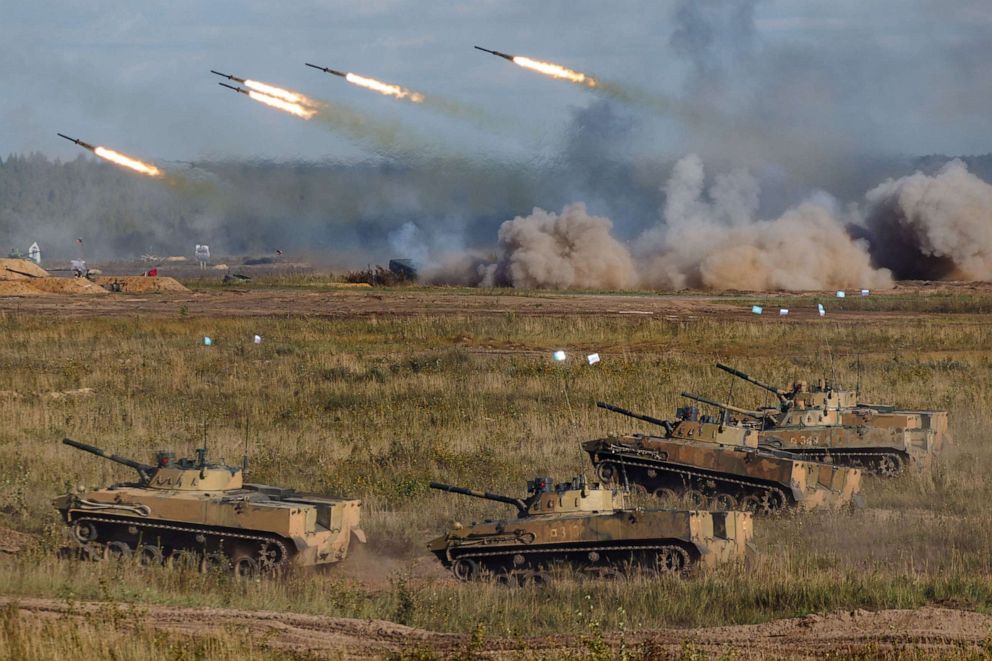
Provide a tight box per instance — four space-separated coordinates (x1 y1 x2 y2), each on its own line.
679 392 770 420
429 482 528 515
62 438 154 482
716 363 788 401
596 401 675 434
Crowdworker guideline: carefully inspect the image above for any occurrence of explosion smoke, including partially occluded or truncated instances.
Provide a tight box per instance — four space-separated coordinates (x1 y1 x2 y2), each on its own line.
862 160 992 280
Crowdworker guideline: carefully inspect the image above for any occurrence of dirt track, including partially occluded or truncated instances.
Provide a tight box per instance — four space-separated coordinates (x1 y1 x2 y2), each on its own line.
2 597 989 658
0 286 968 322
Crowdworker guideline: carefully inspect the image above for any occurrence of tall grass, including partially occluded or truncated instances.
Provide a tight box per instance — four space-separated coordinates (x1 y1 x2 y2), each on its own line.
0 291 990 637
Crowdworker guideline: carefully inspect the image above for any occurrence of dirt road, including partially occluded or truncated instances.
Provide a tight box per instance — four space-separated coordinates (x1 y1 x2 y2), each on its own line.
0 285 968 322
2 596 989 658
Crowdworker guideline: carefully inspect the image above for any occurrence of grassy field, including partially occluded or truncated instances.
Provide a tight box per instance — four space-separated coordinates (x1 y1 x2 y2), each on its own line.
0 287 991 654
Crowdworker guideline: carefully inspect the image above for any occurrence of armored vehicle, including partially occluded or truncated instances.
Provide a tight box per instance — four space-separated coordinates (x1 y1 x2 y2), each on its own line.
713 363 949 473
427 476 752 584
54 438 364 575
584 401 862 514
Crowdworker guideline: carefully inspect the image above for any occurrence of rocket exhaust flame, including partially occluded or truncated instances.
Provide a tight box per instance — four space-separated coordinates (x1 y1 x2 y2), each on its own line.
57 133 162 177
247 89 317 118
306 63 425 103
93 147 162 177
474 46 597 88
215 71 319 119
343 73 425 103
510 56 597 87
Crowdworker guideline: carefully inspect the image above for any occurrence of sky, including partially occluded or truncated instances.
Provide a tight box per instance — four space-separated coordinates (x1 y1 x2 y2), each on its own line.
2 0 990 165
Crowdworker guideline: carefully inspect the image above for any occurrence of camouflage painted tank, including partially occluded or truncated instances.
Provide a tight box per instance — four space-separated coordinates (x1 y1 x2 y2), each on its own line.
427 476 752 584
53 438 364 575
714 363 949 474
584 402 862 514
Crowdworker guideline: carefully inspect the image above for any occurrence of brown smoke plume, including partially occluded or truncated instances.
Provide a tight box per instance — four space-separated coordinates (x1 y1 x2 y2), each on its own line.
862 160 992 280
639 155 893 290
480 203 638 289
428 203 637 289
429 155 992 292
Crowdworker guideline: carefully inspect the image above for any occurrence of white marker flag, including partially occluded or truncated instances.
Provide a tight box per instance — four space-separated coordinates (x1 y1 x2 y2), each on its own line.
203 336 213 346
779 309 789 316
552 350 567 362
587 353 601 365
253 335 262 344
817 304 826 317
751 305 763 315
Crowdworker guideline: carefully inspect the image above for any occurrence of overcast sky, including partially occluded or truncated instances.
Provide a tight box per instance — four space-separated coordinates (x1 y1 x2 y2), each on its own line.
2 0 990 164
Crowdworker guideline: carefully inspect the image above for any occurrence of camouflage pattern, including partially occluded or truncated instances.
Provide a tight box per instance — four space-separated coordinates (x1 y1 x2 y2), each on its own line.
715 363 950 474
53 438 364 575
427 476 751 583
586 402 862 514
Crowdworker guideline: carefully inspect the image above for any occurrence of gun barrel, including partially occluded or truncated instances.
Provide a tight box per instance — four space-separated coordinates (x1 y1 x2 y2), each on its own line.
716 363 787 398
429 482 527 513
596 401 674 433
680 392 765 419
62 438 154 480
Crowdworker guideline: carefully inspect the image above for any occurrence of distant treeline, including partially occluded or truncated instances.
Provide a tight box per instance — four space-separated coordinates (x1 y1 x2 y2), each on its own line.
1 151 988 262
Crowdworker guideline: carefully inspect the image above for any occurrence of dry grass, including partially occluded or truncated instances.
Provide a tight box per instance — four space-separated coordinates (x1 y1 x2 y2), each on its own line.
0 290 991 642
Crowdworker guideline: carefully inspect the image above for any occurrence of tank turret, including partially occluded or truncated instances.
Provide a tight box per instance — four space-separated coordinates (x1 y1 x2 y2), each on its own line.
63 437 242 491
431 476 625 518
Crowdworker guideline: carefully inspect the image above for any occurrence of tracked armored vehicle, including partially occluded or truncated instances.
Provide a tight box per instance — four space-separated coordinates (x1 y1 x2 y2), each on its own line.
427 476 752 584
714 363 949 473
584 401 862 514
54 438 364 575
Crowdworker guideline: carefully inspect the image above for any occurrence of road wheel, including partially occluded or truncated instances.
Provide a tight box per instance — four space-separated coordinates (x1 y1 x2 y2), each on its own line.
137 544 164 566
653 487 678 502
258 541 287 575
72 520 99 544
654 547 690 573
105 541 132 560
233 555 260 578
80 542 105 562
683 489 708 508
451 557 480 582
876 454 905 477
739 494 762 513
595 462 618 484
710 493 738 511
756 489 787 515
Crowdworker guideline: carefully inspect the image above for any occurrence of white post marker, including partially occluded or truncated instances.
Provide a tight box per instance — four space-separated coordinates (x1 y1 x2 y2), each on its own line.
861 289 870 297
836 291 846 298
779 309 789 316
751 305 763 314
587 353 600 365
253 335 262 344
552 350 567 362
817 304 826 317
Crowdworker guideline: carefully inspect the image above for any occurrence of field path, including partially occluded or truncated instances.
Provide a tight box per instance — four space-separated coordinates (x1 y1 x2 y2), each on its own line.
2 596 990 658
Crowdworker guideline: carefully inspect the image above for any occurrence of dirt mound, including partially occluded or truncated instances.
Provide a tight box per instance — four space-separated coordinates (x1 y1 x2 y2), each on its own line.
0 528 36 554
93 276 189 293
26 278 108 295
0 598 988 659
0 259 49 280
0 281 51 296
